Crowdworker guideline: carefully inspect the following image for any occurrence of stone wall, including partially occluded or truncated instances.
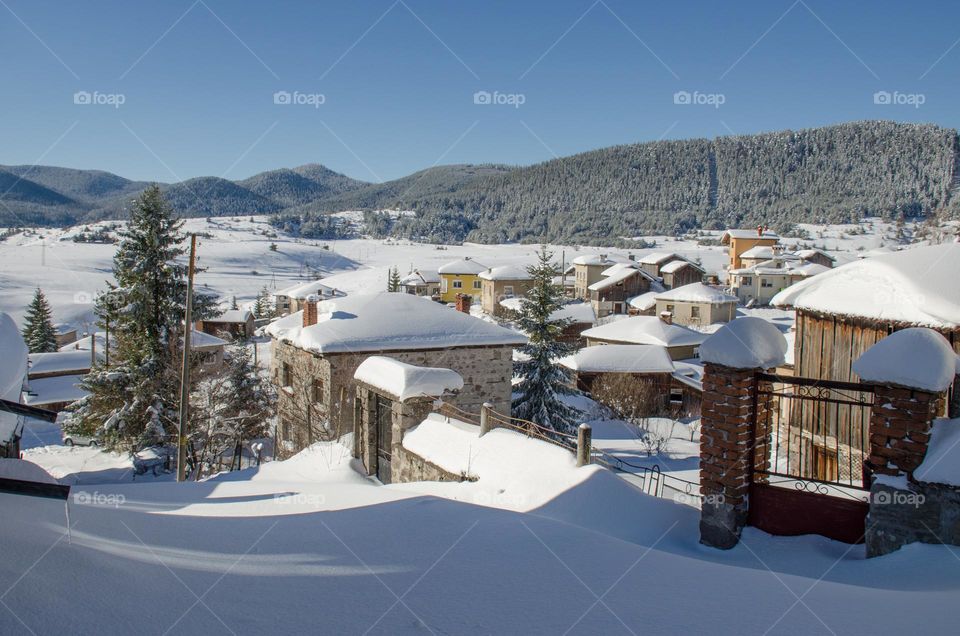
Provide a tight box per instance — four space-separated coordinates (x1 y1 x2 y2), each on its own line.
273 339 515 458
392 445 469 483
866 478 960 558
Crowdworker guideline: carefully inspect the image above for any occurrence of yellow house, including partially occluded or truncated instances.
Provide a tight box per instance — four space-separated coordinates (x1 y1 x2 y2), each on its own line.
438 257 487 303
720 227 779 270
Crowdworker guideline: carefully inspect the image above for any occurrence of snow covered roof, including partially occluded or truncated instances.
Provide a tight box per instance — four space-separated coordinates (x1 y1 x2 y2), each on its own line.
28 350 94 376
721 229 779 243
265 293 526 354
191 329 228 350
771 244 960 328
205 309 253 323
659 259 700 274
672 359 704 391
600 262 637 277
914 417 960 486
0 457 59 484
740 245 776 259
558 344 674 374
582 316 708 347
638 252 678 265
786 262 830 277
353 356 464 401
699 317 787 369
0 313 28 402
572 254 612 266
478 265 531 281
655 283 737 305
499 298 595 324
438 257 487 275
399 269 440 285
276 279 341 299
794 248 835 262
22 374 88 407
628 291 659 311
587 267 655 292
852 328 957 392
59 331 111 354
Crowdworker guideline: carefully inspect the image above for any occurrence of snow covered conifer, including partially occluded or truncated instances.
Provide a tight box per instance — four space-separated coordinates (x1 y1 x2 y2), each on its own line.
511 245 581 435
388 267 401 292
21 288 57 352
64 186 213 451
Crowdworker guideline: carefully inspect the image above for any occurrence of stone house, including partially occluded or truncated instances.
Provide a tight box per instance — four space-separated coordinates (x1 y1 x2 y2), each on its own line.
265 292 526 457
478 265 534 315
197 309 255 340
793 248 836 269
438 257 487 303
720 227 780 270
581 314 708 361
587 265 659 318
655 283 738 327
398 269 441 298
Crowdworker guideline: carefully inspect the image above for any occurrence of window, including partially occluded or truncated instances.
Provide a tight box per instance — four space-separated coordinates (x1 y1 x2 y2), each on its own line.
503 285 514 297
741 276 752 286
690 306 700 318
670 388 683 405
473 280 481 289
312 378 324 402
441 278 448 293
453 280 463 289
666 304 675 312
761 278 772 288
281 362 292 387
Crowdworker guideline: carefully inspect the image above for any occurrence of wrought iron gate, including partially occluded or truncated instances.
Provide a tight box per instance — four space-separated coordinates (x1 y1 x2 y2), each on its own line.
749 372 874 543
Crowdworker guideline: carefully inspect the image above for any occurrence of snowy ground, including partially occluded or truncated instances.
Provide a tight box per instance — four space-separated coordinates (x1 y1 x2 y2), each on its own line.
3 437 960 635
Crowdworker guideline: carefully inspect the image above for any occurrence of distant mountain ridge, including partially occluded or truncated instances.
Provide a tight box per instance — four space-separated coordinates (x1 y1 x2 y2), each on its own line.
2 121 958 243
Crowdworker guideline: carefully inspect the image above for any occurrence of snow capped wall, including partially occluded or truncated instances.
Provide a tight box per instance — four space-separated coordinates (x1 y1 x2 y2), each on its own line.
699 317 787 369
0 312 28 402
353 356 464 401
852 328 958 392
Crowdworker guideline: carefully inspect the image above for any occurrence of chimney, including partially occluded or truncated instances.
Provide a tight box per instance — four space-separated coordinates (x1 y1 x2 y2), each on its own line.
456 293 472 314
302 294 319 327
659 311 673 325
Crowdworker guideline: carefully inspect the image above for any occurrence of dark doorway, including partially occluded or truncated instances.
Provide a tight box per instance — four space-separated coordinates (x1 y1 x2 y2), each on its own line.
375 395 393 484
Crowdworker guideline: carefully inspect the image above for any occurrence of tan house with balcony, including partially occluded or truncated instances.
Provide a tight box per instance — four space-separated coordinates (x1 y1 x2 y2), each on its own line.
572 254 632 300
721 227 780 270
478 265 533 315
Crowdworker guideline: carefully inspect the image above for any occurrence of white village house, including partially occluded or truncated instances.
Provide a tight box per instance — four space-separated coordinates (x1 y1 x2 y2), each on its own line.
265 292 525 456
581 314 709 360
654 283 738 326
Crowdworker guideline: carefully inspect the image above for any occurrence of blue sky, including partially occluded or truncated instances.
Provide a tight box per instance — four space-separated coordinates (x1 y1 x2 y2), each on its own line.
1 0 958 183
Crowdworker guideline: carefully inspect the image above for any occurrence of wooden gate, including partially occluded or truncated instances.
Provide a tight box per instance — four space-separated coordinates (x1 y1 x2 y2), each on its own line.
375 395 393 484
748 373 874 544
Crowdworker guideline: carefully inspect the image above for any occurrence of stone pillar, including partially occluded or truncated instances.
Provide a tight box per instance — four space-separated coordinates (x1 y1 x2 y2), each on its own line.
865 385 939 478
577 423 592 467
698 363 760 549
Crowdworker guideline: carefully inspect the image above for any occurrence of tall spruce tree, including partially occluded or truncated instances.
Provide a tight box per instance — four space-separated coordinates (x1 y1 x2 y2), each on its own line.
511 246 581 435
387 267 402 292
64 186 214 451
22 288 58 353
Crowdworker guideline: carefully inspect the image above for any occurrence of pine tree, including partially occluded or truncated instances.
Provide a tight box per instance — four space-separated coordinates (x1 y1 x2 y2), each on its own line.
511 245 582 435
21 288 58 353
63 186 215 451
387 267 402 292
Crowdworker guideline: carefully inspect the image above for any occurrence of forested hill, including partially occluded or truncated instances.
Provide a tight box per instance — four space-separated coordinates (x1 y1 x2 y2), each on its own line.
2 121 958 243
375 121 960 243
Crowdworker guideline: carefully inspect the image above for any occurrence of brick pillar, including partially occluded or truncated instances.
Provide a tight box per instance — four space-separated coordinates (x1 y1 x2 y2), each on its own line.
302 294 319 327
699 362 760 549
865 385 939 478
455 293 472 314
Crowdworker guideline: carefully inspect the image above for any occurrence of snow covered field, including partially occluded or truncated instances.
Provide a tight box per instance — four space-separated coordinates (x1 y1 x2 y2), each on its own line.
0 215 922 330
3 437 960 635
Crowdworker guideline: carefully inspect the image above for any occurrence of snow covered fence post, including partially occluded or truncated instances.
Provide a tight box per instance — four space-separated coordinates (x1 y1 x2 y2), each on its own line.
696 318 787 550
852 329 959 557
480 402 493 436
577 423 591 467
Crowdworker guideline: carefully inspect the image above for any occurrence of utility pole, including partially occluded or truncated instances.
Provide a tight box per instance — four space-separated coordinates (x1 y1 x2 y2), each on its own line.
176 234 197 482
